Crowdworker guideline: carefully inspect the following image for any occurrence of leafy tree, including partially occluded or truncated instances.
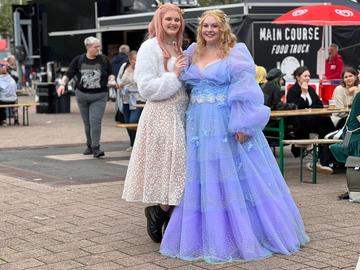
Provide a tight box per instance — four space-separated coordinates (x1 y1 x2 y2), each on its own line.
0 0 23 38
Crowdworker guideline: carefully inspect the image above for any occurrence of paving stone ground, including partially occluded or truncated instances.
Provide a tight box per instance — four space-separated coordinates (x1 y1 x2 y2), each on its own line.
0 95 360 270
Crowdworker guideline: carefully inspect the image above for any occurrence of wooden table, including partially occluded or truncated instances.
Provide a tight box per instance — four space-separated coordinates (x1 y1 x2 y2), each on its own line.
133 103 145 108
265 108 350 174
283 138 342 184
0 103 39 126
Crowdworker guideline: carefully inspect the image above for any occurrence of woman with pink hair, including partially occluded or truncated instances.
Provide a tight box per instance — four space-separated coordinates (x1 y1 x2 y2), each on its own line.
122 3 188 243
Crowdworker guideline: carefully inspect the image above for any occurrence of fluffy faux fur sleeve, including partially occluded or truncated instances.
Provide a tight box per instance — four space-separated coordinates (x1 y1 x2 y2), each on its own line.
134 38 182 101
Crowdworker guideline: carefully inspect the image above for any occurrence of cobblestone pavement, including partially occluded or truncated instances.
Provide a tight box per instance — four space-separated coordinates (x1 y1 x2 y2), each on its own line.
0 95 359 270
0 96 127 149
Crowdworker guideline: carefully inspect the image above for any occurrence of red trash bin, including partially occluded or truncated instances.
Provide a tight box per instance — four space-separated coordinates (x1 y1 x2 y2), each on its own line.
320 80 341 105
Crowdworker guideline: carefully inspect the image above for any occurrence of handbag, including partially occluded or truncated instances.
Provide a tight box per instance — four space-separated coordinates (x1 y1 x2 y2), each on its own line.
116 62 128 114
325 127 344 140
116 89 124 114
343 130 352 148
275 102 297 110
326 113 359 144
345 156 360 203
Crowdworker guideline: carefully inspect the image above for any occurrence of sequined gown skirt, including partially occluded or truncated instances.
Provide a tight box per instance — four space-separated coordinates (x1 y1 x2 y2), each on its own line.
122 89 188 205
160 85 309 263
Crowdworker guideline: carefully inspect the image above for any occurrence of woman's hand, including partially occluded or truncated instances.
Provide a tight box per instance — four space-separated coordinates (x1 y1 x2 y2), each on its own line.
56 85 65 97
348 86 357 94
107 75 116 88
56 76 68 97
356 115 360 123
235 132 249 143
107 79 116 88
116 83 125 89
173 55 186 77
300 82 308 93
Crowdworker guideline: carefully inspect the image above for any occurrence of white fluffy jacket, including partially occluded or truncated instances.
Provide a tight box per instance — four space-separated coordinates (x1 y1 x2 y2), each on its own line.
134 37 182 101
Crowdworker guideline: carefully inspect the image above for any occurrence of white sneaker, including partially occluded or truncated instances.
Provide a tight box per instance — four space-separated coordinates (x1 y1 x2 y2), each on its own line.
126 146 133 152
316 163 334 174
306 144 314 151
305 162 333 174
305 162 313 172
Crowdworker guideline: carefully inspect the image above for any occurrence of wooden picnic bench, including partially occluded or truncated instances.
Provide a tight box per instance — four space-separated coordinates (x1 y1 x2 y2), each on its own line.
115 103 144 130
283 138 343 184
0 103 38 126
116 123 138 130
265 107 350 175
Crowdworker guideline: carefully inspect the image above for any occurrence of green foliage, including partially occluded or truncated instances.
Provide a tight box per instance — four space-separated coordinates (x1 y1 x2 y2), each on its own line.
0 0 22 38
198 0 242 5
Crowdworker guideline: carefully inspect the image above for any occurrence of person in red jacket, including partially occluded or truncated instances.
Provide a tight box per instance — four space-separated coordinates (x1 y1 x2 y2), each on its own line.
325 43 344 80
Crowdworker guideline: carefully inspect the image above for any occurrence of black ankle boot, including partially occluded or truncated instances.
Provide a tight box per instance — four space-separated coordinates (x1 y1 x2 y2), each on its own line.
144 205 167 243
83 145 93 155
92 146 105 158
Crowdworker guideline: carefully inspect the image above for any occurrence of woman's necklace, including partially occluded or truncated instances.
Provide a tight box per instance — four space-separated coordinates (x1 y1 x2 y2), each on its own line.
166 40 177 47
166 40 180 56
206 44 219 49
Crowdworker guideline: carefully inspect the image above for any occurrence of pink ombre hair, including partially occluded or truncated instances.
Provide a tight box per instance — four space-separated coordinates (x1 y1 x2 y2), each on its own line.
148 3 184 71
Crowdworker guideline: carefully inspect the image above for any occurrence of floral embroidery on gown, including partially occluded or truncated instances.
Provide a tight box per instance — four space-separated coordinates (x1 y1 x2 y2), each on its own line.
160 43 310 263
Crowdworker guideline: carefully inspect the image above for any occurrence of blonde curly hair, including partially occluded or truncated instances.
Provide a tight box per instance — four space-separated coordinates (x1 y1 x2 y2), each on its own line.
195 10 237 60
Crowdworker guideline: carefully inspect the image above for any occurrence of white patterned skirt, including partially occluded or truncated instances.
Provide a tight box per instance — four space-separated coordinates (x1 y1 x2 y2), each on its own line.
122 90 188 205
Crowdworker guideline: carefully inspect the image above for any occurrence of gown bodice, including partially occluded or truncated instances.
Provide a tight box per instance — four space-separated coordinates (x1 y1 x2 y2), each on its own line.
183 60 230 104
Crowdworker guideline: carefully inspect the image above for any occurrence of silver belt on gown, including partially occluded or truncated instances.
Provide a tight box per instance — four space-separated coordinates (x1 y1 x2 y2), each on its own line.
190 93 227 104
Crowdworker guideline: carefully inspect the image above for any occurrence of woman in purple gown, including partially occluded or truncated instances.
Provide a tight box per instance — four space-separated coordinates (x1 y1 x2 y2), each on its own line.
160 9 309 263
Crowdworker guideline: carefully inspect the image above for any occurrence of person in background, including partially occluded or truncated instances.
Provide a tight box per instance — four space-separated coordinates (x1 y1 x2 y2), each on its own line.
332 90 360 200
330 91 360 164
56 36 115 158
255 65 267 87
261 68 286 110
116 50 146 151
331 66 360 129
6 55 18 83
320 67 360 175
109 45 130 101
0 61 17 126
287 66 336 174
262 68 296 144
325 43 344 80
111 44 130 78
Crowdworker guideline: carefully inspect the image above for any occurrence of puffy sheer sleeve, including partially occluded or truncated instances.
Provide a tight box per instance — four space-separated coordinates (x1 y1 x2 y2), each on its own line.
134 38 182 101
184 42 196 68
227 43 270 136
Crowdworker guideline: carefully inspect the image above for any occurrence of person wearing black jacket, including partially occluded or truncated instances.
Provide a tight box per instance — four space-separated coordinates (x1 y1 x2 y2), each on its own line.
262 68 284 110
262 68 297 147
111 44 130 77
287 66 336 173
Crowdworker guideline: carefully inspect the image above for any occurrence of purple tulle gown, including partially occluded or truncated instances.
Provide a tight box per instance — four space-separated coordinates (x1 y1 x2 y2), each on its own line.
159 43 309 263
